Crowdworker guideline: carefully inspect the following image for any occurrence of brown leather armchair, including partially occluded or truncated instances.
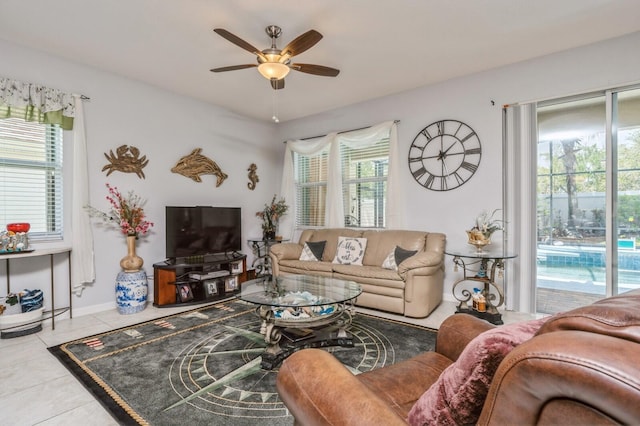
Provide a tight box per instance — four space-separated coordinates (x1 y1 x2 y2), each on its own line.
276 289 640 425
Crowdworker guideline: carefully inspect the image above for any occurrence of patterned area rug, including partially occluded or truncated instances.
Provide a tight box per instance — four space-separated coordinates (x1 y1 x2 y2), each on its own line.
48 300 437 425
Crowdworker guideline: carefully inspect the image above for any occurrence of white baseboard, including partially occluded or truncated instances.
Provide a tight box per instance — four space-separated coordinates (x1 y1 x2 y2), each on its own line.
70 301 116 318
442 293 456 303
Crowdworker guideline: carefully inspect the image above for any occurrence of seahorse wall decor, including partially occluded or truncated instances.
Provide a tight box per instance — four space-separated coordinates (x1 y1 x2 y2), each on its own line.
102 144 149 178
171 148 228 187
247 163 259 190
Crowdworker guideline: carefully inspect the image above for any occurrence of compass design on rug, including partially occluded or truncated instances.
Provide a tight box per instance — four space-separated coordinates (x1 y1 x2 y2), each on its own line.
164 316 398 418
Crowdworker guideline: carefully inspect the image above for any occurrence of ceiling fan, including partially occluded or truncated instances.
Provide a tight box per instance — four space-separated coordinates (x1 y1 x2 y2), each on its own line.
210 25 340 90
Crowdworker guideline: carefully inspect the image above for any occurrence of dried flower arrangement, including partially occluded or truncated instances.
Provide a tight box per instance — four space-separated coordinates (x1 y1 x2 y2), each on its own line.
471 209 504 239
86 183 154 237
256 195 289 237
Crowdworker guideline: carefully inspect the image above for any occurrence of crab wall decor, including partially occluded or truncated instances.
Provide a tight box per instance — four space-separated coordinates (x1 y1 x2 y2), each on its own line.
171 148 228 187
247 163 259 190
102 145 149 179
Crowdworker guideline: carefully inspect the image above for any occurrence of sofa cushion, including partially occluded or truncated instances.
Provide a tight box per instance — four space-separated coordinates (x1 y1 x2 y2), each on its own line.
356 351 454 420
299 240 326 262
382 246 419 271
408 316 549 426
362 230 426 266
333 236 368 265
332 264 403 282
279 259 334 274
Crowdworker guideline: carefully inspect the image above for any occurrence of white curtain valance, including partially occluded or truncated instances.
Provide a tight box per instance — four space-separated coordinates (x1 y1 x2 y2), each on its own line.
336 121 393 147
0 77 75 129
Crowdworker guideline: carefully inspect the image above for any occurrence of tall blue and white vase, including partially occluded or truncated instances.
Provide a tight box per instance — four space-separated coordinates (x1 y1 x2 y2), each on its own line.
115 235 148 314
115 270 148 314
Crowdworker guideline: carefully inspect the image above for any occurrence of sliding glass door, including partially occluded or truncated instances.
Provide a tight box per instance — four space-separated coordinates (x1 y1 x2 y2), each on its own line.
535 88 640 314
615 89 640 294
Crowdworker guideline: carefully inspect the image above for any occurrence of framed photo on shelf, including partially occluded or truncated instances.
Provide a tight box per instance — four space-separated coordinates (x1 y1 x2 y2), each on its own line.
230 261 243 274
225 276 238 292
204 279 219 298
177 283 194 302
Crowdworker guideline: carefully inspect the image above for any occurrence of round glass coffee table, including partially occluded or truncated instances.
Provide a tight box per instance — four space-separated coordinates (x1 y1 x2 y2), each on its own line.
239 274 362 369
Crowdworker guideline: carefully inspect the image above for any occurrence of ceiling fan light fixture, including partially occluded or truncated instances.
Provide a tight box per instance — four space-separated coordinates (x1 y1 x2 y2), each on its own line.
258 62 290 80
212 26 339 89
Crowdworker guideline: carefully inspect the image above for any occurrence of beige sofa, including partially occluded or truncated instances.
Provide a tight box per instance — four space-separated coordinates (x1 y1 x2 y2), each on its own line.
269 228 446 318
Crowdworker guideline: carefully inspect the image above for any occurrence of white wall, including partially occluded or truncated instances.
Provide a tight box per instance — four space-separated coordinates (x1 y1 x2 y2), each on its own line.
275 31 640 309
2 30 639 316
0 39 281 315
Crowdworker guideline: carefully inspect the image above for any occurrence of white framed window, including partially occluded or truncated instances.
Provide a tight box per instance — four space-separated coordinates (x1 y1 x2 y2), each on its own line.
293 135 390 228
0 116 64 241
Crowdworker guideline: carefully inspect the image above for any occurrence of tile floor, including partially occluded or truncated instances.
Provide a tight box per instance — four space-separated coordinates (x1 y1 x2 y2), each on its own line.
0 299 536 425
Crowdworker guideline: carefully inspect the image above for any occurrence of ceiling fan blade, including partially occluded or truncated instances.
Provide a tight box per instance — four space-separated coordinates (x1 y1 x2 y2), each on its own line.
270 78 285 90
280 30 323 57
210 64 257 72
213 28 266 60
290 63 340 77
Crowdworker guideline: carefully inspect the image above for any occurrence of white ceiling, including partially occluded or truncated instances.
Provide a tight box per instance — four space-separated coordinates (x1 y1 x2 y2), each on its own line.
1 0 639 123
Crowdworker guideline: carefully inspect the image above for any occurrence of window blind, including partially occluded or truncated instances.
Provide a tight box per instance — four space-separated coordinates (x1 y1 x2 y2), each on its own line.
340 138 389 228
293 136 390 229
0 116 64 240
293 148 329 227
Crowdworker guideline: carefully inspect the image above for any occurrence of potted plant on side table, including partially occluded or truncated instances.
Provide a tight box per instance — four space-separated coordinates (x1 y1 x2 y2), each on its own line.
256 195 288 241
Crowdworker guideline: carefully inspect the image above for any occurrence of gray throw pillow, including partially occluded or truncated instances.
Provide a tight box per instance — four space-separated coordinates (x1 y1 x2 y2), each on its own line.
299 240 326 261
382 246 418 270
395 246 418 265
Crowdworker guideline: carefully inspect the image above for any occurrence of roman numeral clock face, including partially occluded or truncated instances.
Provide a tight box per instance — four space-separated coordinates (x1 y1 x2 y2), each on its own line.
408 120 482 191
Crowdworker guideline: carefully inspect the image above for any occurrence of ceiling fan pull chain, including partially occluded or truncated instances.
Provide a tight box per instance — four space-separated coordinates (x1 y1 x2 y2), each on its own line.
272 89 279 123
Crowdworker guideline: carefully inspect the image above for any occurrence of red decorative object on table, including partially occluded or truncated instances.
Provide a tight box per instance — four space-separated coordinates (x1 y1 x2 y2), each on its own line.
7 223 30 233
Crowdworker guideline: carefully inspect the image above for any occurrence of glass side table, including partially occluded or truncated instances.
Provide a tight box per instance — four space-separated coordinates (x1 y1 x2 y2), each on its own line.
445 247 518 325
247 238 289 277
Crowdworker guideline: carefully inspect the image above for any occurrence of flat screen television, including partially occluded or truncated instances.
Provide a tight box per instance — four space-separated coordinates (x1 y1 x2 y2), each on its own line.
165 206 241 259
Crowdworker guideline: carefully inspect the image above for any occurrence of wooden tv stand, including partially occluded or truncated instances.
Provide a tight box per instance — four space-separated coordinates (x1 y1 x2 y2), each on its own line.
153 253 247 307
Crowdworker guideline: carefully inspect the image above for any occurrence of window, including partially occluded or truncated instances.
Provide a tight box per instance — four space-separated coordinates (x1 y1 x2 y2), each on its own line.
0 116 64 240
534 88 640 314
340 138 389 227
293 134 390 228
294 148 329 227
504 87 640 314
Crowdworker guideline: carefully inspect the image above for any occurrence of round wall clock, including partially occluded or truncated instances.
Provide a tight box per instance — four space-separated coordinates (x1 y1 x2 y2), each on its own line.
408 119 482 191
